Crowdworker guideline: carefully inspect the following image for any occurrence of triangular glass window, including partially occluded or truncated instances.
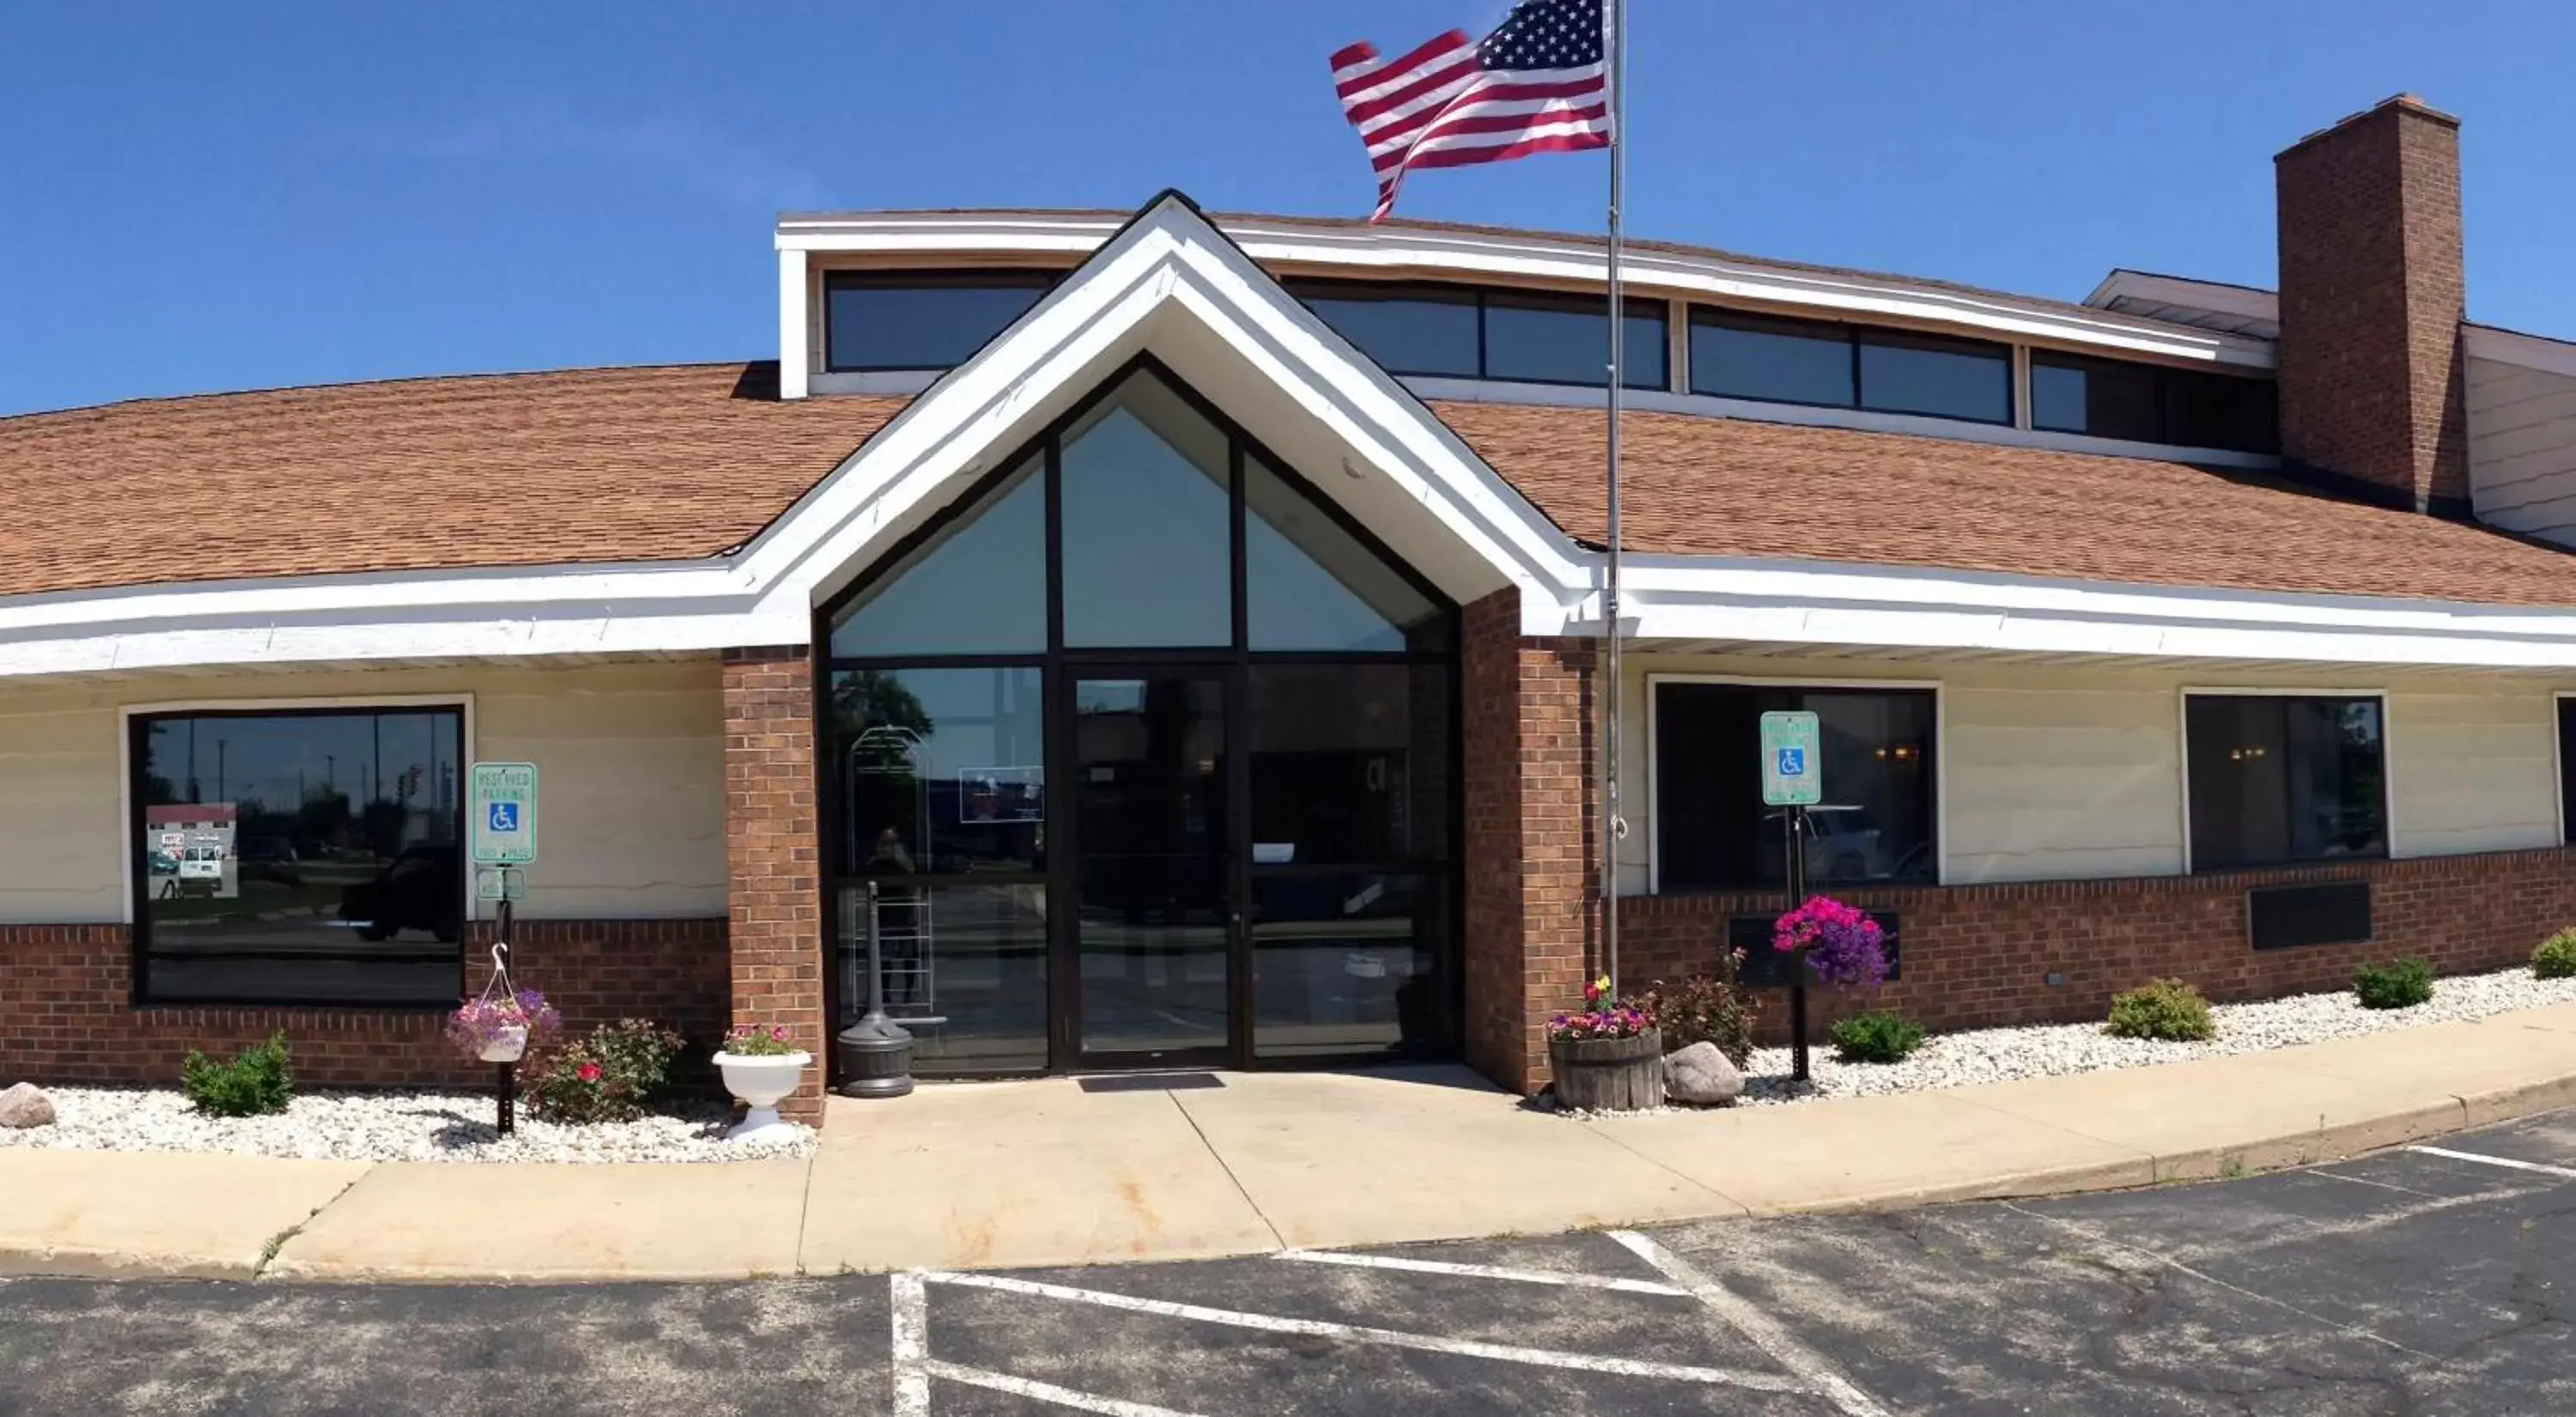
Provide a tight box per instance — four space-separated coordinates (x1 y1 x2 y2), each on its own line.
1059 373 1234 648
1244 453 1440 652
829 453 1046 656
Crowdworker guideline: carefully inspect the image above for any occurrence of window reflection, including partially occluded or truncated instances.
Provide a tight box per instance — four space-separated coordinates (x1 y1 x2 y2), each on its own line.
1060 376 1233 648
1244 453 1440 653
835 667 1047 877
1249 663 1445 865
2185 696 2386 871
137 708 465 1005
1653 683 1936 891
829 457 1047 657
823 273 1052 372
1251 873 1443 1058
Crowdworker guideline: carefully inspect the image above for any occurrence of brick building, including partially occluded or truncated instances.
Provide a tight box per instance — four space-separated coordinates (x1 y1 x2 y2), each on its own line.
11 95 2576 1116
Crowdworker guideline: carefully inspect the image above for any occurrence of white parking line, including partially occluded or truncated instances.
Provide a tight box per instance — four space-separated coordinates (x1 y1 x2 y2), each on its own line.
1608 1232 1894 1417
916 1358 1211 1417
916 1268 1812 1394
1276 1248 1691 1297
2404 1145 2576 1181
890 1272 932 1417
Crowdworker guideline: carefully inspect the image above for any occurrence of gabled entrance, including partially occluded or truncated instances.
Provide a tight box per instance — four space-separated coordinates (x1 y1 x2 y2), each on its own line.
817 358 1460 1077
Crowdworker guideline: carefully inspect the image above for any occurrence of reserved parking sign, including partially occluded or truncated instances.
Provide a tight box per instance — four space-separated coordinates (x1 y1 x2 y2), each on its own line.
1759 711 1822 807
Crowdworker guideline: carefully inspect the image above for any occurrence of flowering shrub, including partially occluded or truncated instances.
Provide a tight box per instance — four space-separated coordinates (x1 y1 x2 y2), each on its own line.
1548 976 1657 1042
720 1023 804 1057
1637 958 1758 1067
443 990 562 1060
527 1019 686 1124
1773 897 1889 990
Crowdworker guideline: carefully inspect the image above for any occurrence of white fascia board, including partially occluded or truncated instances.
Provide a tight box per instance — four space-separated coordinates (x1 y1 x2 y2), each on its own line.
2085 271 2281 325
2465 323 2576 380
779 212 2273 371
1613 556 2576 669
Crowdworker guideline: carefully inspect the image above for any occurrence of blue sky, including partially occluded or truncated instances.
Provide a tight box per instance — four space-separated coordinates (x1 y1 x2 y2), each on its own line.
4 1 2572 417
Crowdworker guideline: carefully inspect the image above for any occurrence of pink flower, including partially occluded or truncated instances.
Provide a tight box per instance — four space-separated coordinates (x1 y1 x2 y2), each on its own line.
576 1061 602 1084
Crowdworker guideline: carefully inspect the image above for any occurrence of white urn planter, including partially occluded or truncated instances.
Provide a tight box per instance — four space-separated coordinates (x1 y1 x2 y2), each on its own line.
714 1051 812 1140
477 1026 529 1065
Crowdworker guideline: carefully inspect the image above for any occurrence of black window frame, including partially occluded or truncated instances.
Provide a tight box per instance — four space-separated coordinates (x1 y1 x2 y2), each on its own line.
821 269 1060 374
1285 277 1668 391
2557 695 2576 846
815 351 1464 1077
2030 349 2280 453
1649 678 1941 893
126 702 471 1010
2183 691 2391 874
1687 306 2015 427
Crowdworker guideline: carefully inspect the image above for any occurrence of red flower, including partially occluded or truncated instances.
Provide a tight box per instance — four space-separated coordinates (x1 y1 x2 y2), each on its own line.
576 1061 603 1084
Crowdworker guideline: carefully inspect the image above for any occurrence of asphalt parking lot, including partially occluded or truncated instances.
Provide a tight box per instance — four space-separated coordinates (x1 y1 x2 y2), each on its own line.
1 1109 2570 1415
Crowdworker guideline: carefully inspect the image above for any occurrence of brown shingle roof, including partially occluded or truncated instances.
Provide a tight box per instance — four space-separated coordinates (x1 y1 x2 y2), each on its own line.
1432 401 2576 609
0 363 905 599
5 366 2574 612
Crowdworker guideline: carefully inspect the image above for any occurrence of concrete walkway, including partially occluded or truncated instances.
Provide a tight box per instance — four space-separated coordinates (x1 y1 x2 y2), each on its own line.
5 1000 2573 1283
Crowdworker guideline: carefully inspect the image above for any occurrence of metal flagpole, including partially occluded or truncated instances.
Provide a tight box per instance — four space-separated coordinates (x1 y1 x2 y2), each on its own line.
1601 0 1627 998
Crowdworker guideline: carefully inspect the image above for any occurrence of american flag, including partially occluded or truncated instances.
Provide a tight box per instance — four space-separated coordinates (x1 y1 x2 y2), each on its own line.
1331 0 1611 221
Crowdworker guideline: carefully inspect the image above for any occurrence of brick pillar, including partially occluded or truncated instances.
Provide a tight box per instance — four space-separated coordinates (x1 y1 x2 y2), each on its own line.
722 646 826 1124
1459 587 1596 1094
2275 93 2469 514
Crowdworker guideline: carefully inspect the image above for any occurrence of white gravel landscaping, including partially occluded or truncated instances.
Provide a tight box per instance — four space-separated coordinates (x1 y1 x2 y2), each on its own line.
1735 963 2576 1105
0 1086 816 1164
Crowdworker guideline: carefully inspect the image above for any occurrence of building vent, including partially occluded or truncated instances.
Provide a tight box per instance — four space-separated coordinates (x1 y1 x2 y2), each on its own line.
2246 880 2373 952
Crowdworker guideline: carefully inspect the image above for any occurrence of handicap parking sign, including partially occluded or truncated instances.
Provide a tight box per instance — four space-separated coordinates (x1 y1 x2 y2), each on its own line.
469 762 538 865
1759 712 1822 806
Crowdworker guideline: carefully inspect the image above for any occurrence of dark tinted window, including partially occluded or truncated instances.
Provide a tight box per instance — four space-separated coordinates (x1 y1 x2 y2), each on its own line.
2185 695 2386 872
1289 280 1663 387
135 708 465 1005
1481 293 1667 388
1688 310 1855 406
1288 281 1480 378
1249 662 1448 866
1857 331 2012 423
2032 351 2279 453
1654 683 1936 891
829 455 1046 657
1058 374 1235 648
2561 697 2576 845
823 272 1052 372
835 666 1048 878
1244 453 1443 652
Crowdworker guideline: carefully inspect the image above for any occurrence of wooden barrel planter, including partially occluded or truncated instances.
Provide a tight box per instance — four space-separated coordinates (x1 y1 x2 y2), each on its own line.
1550 1029 1665 1111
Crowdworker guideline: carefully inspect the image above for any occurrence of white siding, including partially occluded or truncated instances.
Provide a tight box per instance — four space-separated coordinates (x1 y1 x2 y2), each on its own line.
0 660 726 924
1623 653 2571 893
2469 353 2576 546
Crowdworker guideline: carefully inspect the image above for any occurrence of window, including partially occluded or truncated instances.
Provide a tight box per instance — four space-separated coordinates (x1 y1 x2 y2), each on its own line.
1857 330 2012 423
1287 279 1667 389
131 706 465 1005
2032 351 2279 453
1689 310 1856 407
1652 682 1937 891
2561 696 2576 845
1688 308 2012 424
823 271 1054 373
2184 694 2386 872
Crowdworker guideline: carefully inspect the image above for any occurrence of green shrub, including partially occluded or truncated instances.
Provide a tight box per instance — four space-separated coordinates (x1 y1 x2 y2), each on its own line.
1829 1009 1924 1065
2536 930 2576 980
2354 957 2434 1010
527 1019 686 1125
1640 958 1759 1068
179 1033 295 1117
2105 979 2215 1042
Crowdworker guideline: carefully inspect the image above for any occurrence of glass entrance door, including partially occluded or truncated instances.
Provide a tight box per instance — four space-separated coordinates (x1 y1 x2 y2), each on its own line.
1066 671 1237 1065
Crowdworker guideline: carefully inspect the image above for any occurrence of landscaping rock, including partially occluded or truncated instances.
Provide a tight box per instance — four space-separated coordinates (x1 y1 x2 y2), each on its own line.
1663 1043 1745 1105
0 1083 56 1129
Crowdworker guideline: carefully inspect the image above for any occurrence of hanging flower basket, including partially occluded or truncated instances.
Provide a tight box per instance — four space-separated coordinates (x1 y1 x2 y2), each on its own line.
446 989 561 1065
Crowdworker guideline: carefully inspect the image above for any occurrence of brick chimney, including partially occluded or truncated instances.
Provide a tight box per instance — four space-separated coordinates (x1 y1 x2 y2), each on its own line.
2274 94 2470 514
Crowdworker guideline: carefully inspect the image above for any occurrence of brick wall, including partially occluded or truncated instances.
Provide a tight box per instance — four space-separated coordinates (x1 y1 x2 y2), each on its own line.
1459 587 1598 1093
1619 847 2576 1041
0 919 727 1089
722 646 826 1122
2275 93 2469 514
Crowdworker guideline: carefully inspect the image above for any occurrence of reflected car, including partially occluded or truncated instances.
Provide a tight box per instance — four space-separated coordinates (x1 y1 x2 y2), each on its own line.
339 845 461 943
239 836 302 886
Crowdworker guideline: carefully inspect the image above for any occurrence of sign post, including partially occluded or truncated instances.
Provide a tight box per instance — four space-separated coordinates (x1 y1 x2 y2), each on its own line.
1759 713 1822 1083
469 763 539 1134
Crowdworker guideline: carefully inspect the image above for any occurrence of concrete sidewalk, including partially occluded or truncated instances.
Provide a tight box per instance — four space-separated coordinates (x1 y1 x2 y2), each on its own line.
5 1000 2573 1283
